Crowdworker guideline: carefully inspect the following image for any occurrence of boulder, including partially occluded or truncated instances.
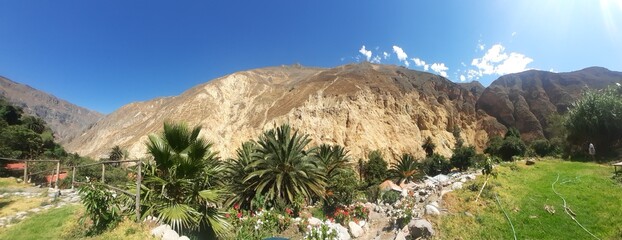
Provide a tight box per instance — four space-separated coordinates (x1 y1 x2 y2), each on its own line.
348 221 364 238
379 180 403 192
526 158 536 165
408 219 435 239
451 182 463 190
425 204 441 216
332 223 351 240
308 217 322 226
162 229 180 240
151 224 171 238
358 220 366 228
394 230 407 240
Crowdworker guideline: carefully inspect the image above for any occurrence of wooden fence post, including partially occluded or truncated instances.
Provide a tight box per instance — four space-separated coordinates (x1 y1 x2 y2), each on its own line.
55 161 60 189
135 160 142 222
101 163 105 183
71 167 76 190
23 161 28 184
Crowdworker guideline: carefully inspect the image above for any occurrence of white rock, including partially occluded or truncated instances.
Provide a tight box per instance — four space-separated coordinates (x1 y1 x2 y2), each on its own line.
394 230 407 240
179 236 190 240
332 223 351 240
408 219 435 238
162 231 179 240
358 220 366 228
452 182 463 190
425 204 441 216
162 229 179 240
308 217 322 226
429 201 439 208
151 224 171 238
348 221 364 238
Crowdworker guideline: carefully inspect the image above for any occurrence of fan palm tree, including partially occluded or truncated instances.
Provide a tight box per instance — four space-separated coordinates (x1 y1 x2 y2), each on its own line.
224 141 257 209
314 144 352 179
389 153 420 184
141 122 230 238
109 145 124 161
245 124 326 206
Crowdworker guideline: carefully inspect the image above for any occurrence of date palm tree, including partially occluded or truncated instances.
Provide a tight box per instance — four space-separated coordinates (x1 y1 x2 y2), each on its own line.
314 144 352 179
389 153 420 184
224 141 257 209
141 122 230 238
245 124 326 206
422 136 436 157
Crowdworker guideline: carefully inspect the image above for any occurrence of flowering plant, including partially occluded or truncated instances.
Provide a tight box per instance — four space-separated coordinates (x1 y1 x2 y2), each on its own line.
351 204 369 221
333 208 350 225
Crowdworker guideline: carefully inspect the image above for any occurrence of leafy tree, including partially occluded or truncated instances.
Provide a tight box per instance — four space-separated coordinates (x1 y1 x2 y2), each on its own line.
450 145 476 171
421 153 451 176
0 99 22 125
530 139 556 157
389 153 420 184
245 124 326 207
485 128 526 161
141 122 230 237
364 150 388 186
324 168 358 211
564 84 622 154
421 136 436 157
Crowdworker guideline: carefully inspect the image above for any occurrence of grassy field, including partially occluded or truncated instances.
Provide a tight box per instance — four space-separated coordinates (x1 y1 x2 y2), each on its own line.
437 158 622 239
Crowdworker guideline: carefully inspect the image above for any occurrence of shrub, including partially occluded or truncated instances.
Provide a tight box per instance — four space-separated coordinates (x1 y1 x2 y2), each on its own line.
78 183 121 235
304 222 338 240
485 128 527 161
530 139 556 157
324 168 359 211
364 185 380 203
381 190 401 205
450 146 476 171
421 154 451 176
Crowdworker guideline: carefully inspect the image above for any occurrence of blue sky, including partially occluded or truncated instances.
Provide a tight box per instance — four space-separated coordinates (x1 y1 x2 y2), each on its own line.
1 1 621 114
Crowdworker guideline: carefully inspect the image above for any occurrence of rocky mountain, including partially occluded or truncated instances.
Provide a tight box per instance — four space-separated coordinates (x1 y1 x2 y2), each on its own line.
66 63 505 161
0 76 104 143
476 67 622 141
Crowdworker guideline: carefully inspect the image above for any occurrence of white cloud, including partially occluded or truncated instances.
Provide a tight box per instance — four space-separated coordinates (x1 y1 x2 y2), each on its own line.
392 45 410 67
392 46 408 61
359 45 372 61
371 55 381 63
511 31 517 37
469 44 533 79
411 57 430 71
461 62 466 67
460 75 466 81
383 52 390 59
431 62 449 77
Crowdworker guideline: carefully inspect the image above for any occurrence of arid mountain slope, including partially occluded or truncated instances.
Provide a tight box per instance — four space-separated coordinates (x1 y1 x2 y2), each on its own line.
477 67 622 140
66 63 504 161
0 76 104 143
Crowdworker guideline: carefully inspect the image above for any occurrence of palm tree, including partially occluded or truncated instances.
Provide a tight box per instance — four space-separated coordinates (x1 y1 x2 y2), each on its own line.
314 144 352 179
109 145 124 161
389 153 420 184
141 122 230 238
224 141 257 209
245 124 326 206
422 136 436 157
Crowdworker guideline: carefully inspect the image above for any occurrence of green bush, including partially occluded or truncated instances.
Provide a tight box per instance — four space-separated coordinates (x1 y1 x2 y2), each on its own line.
450 146 476 171
485 128 527 161
324 168 358 212
78 183 122 235
530 139 556 157
381 190 401 205
421 154 451 176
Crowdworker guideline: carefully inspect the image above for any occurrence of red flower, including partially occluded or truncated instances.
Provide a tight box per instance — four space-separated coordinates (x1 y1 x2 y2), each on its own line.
285 208 293 215
234 204 240 210
237 212 243 218
225 213 230 218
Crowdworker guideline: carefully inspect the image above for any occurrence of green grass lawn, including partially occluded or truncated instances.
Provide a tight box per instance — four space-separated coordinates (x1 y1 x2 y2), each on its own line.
437 158 622 240
0 205 78 240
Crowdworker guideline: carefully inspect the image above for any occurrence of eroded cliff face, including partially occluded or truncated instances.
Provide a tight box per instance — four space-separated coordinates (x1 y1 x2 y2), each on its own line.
66 63 504 162
477 67 622 141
